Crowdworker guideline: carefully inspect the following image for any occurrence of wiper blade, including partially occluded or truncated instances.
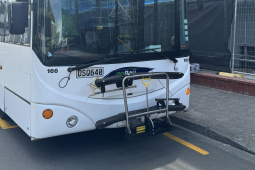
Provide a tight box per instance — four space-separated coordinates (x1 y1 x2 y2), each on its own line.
67 52 135 72
67 48 178 72
150 49 178 63
126 48 178 63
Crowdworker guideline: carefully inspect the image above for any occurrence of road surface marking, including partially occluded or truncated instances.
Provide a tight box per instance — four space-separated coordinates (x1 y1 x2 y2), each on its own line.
0 118 18 129
163 132 209 155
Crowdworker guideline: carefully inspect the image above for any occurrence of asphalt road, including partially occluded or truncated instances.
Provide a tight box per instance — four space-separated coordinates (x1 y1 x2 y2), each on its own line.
0 117 255 170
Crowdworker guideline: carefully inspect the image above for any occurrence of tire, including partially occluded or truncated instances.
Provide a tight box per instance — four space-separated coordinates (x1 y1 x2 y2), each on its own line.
0 109 7 119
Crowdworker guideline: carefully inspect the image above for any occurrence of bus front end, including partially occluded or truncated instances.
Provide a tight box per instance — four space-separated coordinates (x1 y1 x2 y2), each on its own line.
30 0 190 139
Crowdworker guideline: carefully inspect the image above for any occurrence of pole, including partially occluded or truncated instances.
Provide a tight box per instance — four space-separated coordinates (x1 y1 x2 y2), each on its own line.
232 0 238 73
244 0 247 70
154 0 158 44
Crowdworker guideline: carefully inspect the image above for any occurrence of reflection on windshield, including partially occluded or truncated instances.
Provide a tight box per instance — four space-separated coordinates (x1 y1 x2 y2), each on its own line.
33 0 176 65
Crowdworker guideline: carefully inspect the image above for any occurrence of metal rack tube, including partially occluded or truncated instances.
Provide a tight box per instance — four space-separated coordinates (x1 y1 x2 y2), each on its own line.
122 72 170 134
128 108 167 119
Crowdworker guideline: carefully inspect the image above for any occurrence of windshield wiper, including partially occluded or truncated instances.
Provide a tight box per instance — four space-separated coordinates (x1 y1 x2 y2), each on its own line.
67 52 135 72
150 49 178 63
126 48 178 63
67 48 178 72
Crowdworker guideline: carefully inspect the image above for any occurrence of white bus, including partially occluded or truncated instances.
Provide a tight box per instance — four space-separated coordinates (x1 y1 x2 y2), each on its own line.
0 0 190 140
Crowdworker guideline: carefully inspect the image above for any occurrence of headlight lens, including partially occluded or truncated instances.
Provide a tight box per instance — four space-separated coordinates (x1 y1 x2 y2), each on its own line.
66 116 78 128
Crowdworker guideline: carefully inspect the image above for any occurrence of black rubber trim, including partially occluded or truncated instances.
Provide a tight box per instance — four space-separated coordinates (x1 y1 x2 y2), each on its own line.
155 98 180 101
4 87 30 105
95 72 184 87
96 104 186 129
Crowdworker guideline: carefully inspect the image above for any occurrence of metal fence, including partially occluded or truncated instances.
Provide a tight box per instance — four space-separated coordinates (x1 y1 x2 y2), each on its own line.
232 0 255 75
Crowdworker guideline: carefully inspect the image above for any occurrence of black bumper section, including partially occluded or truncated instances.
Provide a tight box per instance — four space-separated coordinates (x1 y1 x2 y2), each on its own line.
95 72 184 88
125 126 172 140
95 104 186 129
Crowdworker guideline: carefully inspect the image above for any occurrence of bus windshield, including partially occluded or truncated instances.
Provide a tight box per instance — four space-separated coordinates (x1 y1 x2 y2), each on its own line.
33 0 188 66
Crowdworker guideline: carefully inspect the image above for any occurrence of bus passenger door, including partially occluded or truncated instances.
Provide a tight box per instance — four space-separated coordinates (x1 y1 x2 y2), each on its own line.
0 62 4 111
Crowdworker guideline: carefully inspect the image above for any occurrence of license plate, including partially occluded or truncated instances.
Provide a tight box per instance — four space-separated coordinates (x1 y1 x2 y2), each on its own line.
76 67 104 78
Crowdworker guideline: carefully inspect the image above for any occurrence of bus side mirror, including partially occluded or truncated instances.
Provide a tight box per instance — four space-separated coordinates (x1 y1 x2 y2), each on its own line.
8 2 28 35
197 0 203 11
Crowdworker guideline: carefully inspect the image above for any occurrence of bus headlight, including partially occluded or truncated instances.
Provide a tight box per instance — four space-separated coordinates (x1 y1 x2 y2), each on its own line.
66 116 78 128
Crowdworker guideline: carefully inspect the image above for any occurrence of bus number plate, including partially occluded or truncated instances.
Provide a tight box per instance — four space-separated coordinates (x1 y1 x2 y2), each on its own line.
76 67 104 78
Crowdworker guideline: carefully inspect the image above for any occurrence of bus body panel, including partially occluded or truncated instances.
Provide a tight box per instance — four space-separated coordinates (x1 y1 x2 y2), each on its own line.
0 42 31 110
157 58 190 96
31 51 189 104
31 52 166 101
31 51 88 111
168 59 190 96
0 42 30 75
30 103 95 139
0 43 31 136
5 88 30 136
4 65 31 102
0 62 4 111
172 83 190 109
79 88 171 125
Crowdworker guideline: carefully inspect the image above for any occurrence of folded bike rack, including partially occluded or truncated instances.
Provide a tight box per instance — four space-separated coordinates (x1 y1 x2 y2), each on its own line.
95 72 186 139
122 72 171 134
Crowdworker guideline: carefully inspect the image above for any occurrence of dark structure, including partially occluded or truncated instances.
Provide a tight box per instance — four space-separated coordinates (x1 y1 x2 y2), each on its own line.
187 0 235 72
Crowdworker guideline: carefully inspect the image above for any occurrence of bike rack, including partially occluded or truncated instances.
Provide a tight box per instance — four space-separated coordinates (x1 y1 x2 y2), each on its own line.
122 72 170 134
